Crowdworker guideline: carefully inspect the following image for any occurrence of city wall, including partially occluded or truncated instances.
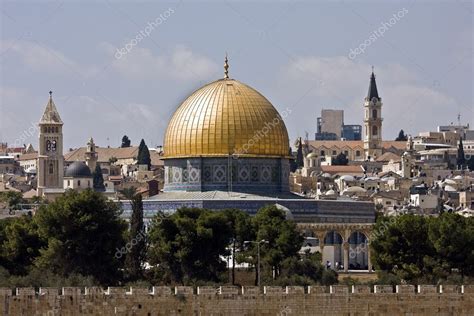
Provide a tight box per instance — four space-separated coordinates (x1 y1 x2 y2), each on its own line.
1 284 473 315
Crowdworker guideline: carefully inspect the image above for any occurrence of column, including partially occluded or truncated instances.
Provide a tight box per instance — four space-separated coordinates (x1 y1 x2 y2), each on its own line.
343 242 349 272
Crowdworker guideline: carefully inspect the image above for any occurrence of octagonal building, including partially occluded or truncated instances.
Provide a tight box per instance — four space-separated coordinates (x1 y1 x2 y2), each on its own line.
163 59 290 193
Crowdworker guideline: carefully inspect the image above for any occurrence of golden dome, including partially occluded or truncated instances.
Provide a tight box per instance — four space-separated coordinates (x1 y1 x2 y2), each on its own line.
164 78 289 158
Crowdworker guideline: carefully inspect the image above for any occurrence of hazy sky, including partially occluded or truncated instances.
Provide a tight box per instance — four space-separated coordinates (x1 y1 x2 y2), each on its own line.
1 0 472 151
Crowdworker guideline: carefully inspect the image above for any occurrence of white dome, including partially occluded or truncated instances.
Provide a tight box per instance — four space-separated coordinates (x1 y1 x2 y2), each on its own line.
444 185 456 192
340 175 355 182
444 179 456 184
325 189 336 195
343 186 367 193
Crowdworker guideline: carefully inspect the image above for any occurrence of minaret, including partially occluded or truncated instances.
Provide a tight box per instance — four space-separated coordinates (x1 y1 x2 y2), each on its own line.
363 68 383 160
85 137 98 172
37 91 64 196
401 135 414 178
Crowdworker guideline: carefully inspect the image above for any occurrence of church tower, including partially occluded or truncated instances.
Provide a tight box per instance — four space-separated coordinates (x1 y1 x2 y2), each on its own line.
363 69 383 160
85 137 98 172
37 91 64 196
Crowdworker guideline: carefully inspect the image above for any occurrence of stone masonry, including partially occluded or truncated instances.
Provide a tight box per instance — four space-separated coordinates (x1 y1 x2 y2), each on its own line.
1 285 473 315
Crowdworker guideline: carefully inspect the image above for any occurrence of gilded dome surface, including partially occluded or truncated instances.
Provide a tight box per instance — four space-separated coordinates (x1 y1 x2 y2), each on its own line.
164 78 290 158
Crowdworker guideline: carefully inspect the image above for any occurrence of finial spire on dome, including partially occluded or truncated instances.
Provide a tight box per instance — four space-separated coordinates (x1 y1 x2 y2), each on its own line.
224 53 229 79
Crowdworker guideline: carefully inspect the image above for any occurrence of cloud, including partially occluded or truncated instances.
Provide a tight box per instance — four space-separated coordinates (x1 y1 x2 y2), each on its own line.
1 39 97 78
101 43 218 81
277 55 464 139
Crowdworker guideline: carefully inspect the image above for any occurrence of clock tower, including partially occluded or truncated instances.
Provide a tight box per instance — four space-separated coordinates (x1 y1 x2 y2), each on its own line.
363 69 383 160
37 91 64 197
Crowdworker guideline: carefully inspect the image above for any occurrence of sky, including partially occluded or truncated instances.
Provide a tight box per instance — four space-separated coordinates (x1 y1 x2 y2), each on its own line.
0 0 472 151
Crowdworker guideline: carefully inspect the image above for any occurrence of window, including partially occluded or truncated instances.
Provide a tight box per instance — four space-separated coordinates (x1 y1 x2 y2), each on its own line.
372 109 377 119
78 180 81 187
356 150 361 157
52 140 57 152
46 140 51 152
321 150 325 156
344 151 348 156
332 150 337 155
67 180 70 186
48 163 53 174
372 125 378 136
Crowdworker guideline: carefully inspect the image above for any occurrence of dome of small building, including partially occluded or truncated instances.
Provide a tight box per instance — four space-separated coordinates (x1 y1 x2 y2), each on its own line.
306 152 318 159
343 186 367 193
274 203 294 220
65 161 92 178
443 185 456 192
340 175 354 182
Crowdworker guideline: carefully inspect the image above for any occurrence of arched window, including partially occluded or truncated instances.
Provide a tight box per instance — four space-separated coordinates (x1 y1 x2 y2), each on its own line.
46 140 51 152
372 126 378 136
52 140 57 152
372 109 377 119
48 163 54 174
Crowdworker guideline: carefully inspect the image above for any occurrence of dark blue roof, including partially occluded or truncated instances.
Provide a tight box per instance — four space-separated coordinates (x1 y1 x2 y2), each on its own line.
65 161 92 178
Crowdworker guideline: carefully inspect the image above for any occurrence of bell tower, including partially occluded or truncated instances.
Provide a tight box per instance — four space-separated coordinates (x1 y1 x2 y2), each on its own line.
37 91 64 196
85 137 98 172
363 68 383 160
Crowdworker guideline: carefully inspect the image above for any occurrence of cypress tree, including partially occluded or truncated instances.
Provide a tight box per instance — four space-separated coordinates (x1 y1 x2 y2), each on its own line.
457 138 466 169
296 138 304 168
93 164 105 191
125 193 146 281
137 139 151 170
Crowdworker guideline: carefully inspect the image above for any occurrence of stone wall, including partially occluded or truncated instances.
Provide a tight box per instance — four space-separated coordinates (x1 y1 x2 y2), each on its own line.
1 285 473 315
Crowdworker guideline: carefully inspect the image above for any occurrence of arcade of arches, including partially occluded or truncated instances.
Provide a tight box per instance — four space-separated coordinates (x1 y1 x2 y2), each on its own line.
298 223 374 272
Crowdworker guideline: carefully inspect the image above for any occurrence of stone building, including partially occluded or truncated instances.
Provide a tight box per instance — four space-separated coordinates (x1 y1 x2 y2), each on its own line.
37 92 64 199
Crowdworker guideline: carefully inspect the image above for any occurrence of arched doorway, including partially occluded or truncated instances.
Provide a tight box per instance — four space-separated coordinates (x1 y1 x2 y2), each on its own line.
323 231 343 270
348 231 368 270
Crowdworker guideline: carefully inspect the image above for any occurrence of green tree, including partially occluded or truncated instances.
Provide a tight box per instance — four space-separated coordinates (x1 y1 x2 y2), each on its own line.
370 215 436 282
124 194 146 281
34 189 127 285
223 209 254 285
121 135 131 148
276 251 337 286
296 138 304 168
92 164 105 191
0 191 25 210
119 187 138 200
428 213 474 277
0 215 43 275
249 205 304 283
395 129 408 141
148 207 232 284
457 138 466 169
333 152 349 165
137 139 151 169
